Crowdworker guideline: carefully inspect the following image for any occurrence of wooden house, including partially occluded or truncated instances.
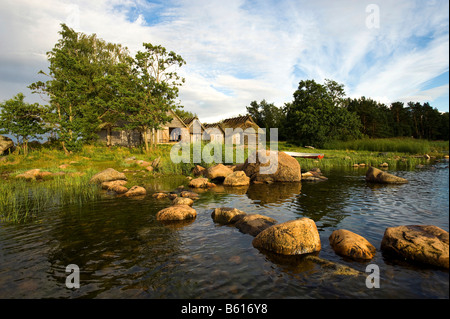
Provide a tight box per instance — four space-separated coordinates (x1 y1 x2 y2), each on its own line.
219 115 261 145
97 110 190 146
181 116 206 143
203 123 225 143
203 115 262 145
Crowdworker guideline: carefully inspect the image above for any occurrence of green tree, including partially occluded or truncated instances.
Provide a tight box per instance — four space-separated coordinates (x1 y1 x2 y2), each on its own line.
0 93 48 155
246 100 286 140
29 24 132 154
346 96 393 138
284 79 361 147
390 101 412 137
124 43 186 152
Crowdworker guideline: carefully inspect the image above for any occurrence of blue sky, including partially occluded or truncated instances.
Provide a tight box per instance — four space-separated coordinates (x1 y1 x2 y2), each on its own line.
0 0 448 123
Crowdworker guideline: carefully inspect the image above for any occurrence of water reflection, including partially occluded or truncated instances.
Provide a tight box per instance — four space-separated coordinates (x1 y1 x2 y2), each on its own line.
246 182 301 205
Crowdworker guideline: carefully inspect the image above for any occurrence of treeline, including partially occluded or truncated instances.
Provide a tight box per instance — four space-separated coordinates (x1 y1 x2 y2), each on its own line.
247 79 449 147
0 24 186 154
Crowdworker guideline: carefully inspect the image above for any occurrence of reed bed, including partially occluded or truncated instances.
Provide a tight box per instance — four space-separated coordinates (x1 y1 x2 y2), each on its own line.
0 170 100 223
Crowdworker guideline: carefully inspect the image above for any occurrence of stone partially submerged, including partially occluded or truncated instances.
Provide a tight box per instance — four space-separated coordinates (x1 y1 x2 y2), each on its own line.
156 205 197 221
365 166 408 184
234 214 278 236
243 150 301 183
381 225 449 269
329 229 376 260
211 207 247 225
223 171 250 187
252 218 321 255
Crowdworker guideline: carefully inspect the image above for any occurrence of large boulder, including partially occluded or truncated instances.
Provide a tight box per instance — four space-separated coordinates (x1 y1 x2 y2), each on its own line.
211 207 247 225
234 214 278 237
252 218 321 255
223 171 250 187
243 150 301 183
0 135 14 154
381 225 449 269
365 166 408 184
156 205 197 221
329 229 376 260
89 168 127 184
205 164 233 181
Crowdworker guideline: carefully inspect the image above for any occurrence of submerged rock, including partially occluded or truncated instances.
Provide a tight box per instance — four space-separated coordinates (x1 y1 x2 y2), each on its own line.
329 229 376 260
381 225 449 269
211 207 247 225
365 166 408 184
234 214 278 237
252 218 321 255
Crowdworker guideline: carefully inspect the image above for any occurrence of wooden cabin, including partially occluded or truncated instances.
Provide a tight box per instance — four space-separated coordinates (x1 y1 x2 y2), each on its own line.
182 117 206 143
203 123 225 143
97 110 190 146
203 115 262 145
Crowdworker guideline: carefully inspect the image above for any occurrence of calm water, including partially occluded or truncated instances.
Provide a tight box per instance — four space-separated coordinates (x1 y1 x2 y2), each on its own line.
0 163 448 299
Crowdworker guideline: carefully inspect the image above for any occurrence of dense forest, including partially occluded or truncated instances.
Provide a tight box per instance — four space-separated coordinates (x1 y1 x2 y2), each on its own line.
247 79 449 147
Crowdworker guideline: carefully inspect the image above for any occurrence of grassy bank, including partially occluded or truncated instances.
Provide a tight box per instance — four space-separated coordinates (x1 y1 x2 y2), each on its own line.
1 138 448 222
279 138 448 171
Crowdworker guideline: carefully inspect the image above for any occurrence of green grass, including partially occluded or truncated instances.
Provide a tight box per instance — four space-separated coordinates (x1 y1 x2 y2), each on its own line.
0 170 100 223
322 138 449 154
1 138 447 222
279 139 448 171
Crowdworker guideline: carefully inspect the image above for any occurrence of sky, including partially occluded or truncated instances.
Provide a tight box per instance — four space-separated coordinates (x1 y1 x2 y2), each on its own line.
0 0 448 124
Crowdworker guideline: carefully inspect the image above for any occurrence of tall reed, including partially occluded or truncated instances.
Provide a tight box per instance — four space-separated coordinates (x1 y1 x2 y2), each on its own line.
0 170 100 223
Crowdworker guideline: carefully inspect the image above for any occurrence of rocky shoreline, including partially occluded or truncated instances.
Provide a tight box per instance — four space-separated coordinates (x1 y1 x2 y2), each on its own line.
8 150 450 271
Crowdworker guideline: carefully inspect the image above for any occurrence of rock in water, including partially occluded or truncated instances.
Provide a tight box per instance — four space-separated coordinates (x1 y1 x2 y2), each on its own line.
381 225 449 269
90 168 127 184
234 214 278 236
156 205 197 221
329 229 376 260
365 166 408 184
243 150 301 183
188 177 215 188
252 218 321 255
211 207 247 225
223 171 250 187
205 163 233 181
172 197 194 207
123 186 146 197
